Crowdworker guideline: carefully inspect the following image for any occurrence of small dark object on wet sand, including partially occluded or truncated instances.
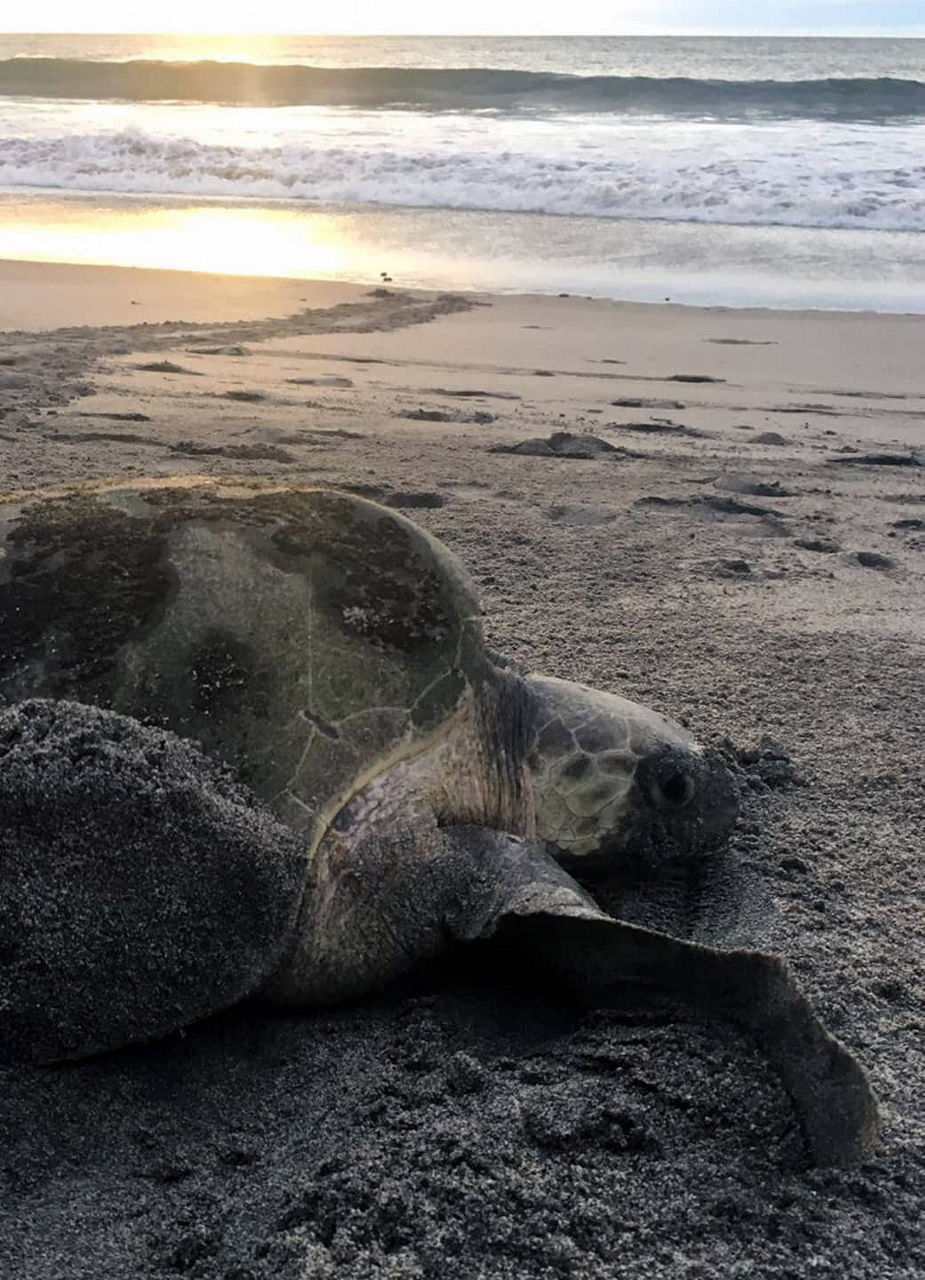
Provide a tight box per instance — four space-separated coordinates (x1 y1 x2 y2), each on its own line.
0 480 879 1169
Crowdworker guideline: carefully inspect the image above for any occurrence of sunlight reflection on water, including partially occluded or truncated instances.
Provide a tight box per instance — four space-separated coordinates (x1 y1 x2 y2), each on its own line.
1 191 923 313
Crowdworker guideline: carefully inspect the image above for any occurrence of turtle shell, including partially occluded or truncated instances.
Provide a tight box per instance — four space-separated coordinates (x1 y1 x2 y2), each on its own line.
0 479 487 849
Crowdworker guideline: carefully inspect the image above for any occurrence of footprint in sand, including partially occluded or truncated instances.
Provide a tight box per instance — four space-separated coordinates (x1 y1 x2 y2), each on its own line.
286 376 354 388
271 429 364 445
716 559 753 577
795 538 840 554
383 492 447 510
223 389 269 403
713 474 795 499
610 419 704 438
773 402 842 417
440 481 492 500
428 388 521 401
704 338 777 346
47 429 161 448
186 345 250 356
401 408 496 425
170 441 295 462
547 504 616 527
855 551 896 570
611 397 685 410
637 494 789 538
831 451 924 469
75 411 151 423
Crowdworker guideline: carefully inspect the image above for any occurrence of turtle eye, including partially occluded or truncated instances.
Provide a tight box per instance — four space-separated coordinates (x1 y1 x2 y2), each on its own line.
637 748 698 812
653 768 695 809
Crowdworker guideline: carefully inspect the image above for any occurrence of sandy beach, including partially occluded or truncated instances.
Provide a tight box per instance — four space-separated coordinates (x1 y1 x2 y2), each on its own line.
1 260 923 1278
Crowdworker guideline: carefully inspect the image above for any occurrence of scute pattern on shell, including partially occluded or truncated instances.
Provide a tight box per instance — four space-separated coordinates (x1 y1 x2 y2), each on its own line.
0 482 485 846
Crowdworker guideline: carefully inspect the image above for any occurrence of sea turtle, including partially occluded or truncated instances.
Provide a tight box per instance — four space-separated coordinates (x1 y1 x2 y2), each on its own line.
0 478 878 1166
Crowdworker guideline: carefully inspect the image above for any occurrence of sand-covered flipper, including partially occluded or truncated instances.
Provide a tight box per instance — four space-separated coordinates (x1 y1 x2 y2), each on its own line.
442 825 880 1169
0 700 305 1065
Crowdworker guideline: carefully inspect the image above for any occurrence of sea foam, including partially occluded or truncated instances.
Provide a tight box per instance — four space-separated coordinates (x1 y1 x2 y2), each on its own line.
0 107 922 233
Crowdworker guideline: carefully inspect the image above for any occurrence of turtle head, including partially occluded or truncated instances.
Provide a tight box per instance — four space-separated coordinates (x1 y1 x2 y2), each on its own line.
522 675 739 872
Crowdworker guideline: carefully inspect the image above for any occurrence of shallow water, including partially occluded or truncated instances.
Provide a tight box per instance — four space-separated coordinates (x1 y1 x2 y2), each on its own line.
2 191 923 312
1 35 923 309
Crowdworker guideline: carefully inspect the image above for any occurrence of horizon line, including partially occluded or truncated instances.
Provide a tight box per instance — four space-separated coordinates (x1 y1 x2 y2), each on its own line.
3 29 925 39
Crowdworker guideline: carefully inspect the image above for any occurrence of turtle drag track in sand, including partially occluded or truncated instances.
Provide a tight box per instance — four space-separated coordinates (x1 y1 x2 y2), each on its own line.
1 283 924 1279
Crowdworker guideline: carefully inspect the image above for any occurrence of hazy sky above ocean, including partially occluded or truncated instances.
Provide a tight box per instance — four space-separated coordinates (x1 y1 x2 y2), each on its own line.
4 1 925 35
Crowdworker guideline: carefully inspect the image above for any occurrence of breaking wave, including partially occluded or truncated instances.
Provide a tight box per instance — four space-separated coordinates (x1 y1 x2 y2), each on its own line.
2 125 923 232
1 58 924 122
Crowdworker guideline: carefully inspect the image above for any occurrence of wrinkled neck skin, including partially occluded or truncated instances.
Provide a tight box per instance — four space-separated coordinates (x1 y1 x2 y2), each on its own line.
263 665 739 1007
262 672 534 1005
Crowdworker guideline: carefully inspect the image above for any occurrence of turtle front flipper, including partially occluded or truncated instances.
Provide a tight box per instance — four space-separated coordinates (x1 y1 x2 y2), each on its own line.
441 826 880 1169
0 700 305 1064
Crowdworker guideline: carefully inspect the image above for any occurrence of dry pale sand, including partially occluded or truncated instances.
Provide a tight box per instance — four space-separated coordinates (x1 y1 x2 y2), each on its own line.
1 261 924 1279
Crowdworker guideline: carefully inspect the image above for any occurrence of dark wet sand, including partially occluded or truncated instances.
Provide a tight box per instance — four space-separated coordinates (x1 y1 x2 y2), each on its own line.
1 266 923 1278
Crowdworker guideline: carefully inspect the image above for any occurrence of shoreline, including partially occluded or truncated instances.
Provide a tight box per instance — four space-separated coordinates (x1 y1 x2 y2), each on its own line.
2 256 925 338
2 188 923 314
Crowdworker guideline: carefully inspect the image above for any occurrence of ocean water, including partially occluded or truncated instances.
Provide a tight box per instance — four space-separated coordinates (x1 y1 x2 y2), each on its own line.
0 34 923 309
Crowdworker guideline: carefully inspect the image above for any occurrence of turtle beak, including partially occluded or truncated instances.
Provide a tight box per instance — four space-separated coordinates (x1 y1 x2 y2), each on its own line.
692 744 741 852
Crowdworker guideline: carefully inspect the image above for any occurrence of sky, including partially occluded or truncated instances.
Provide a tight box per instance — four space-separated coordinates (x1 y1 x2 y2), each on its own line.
3 1 924 36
